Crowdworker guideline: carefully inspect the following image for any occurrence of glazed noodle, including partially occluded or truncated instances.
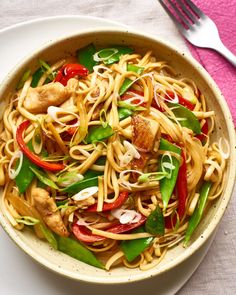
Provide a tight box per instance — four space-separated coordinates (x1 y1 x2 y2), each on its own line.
0 44 230 271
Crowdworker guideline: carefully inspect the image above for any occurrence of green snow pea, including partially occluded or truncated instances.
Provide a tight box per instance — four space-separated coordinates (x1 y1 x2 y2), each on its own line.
159 138 182 211
77 43 98 73
168 102 201 134
57 236 104 269
145 206 165 235
15 141 37 193
85 124 114 143
121 227 154 262
119 64 144 95
62 169 103 194
184 181 212 245
118 107 133 121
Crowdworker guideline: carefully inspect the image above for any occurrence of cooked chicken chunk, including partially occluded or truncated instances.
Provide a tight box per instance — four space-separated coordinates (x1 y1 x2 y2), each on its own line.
132 115 159 152
23 82 70 113
32 187 69 237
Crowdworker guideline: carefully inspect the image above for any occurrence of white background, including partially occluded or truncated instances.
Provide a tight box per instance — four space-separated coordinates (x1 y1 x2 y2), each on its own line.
0 1 235 294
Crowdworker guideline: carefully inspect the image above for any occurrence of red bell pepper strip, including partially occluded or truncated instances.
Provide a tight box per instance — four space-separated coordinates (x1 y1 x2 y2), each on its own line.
120 90 146 106
152 91 195 112
165 151 187 229
72 215 147 243
196 120 209 142
16 120 65 172
54 63 89 86
86 191 129 212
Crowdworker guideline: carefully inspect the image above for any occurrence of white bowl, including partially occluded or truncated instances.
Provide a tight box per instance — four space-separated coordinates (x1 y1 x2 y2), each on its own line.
0 28 235 284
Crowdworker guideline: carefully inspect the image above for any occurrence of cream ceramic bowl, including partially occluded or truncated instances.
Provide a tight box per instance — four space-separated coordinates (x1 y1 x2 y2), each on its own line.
0 28 235 284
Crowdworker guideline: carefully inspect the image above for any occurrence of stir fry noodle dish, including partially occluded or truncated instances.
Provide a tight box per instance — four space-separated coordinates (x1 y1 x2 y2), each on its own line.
0 44 229 271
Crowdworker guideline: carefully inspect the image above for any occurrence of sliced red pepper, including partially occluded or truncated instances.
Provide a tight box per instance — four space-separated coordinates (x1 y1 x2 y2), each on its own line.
55 63 89 86
86 191 129 212
120 90 146 106
16 120 65 172
165 151 187 229
196 120 208 142
72 215 146 243
152 91 195 112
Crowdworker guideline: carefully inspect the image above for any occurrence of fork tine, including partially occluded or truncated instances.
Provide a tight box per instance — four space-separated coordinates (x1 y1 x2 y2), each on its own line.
175 0 198 23
185 0 205 18
164 0 192 28
159 0 186 33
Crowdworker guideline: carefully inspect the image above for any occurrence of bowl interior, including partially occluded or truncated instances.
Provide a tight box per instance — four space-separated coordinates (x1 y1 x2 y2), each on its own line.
0 28 235 284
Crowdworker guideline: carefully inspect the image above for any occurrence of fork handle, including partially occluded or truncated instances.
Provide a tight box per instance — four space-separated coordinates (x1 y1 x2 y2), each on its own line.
213 40 236 67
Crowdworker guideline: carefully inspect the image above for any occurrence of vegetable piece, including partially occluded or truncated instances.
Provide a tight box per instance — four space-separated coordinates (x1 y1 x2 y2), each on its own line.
118 107 133 121
119 64 144 96
16 120 65 172
72 215 146 243
166 91 195 111
86 191 129 212
96 46 134 65
31 67 44 88
168 102 201 134
62 170 103 194
145 206 165 235
30 167 59 189
57 236 104 269
54 63 89 86
39 224 58 249
196 120 208 142
85 124 114 143
16 69 31 90
15 141 37 193
77 43 98 73
176 152 187 219
184 181 212 245
121 227 154 262
159 138 182 210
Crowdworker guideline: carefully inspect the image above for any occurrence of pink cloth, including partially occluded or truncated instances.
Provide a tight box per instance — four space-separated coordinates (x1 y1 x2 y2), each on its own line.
186 0 236 126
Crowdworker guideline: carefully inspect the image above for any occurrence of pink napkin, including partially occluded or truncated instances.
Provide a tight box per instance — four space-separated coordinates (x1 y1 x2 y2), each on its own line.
186 0 236 126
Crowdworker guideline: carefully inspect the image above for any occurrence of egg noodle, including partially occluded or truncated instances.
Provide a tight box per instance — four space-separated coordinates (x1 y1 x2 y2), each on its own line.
0 46 229 271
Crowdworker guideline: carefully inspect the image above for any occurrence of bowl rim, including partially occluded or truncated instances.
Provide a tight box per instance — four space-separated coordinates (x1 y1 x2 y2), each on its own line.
0 26 235 284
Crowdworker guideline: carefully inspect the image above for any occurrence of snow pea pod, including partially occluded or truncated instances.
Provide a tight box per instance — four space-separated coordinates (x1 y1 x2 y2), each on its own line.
77 43 98 73
57 236 104 269
184 181 212 245
119 64 144 95
118 107 133 121
15 141 37 193
168 102 201 134
121 227 154 262
85 124 114 144
159 138 182 211
145 206 165 235
62 170 103 194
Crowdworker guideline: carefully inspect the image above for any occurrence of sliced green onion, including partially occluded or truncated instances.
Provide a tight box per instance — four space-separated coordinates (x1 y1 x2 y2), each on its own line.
8 151 23 180
32 126 43 154
16 69 31 90
117 100 146 111
15 216 40 226
160 152 176 179
38 59 56 81
57 171 84 187
30 167 59 189
138 171 169 183
99 109 108 128
93 48 118 62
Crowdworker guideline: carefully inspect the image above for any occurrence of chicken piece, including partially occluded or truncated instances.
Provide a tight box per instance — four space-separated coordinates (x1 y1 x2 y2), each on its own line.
74 196 96 209
32 187 69 237
132 115 159 152
23 82 70 113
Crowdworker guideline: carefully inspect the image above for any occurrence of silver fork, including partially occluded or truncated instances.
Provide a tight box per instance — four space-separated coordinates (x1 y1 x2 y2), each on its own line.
159 0 236 67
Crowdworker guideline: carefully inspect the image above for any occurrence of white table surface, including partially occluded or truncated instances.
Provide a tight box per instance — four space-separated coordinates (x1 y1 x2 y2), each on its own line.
0 1 235 294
